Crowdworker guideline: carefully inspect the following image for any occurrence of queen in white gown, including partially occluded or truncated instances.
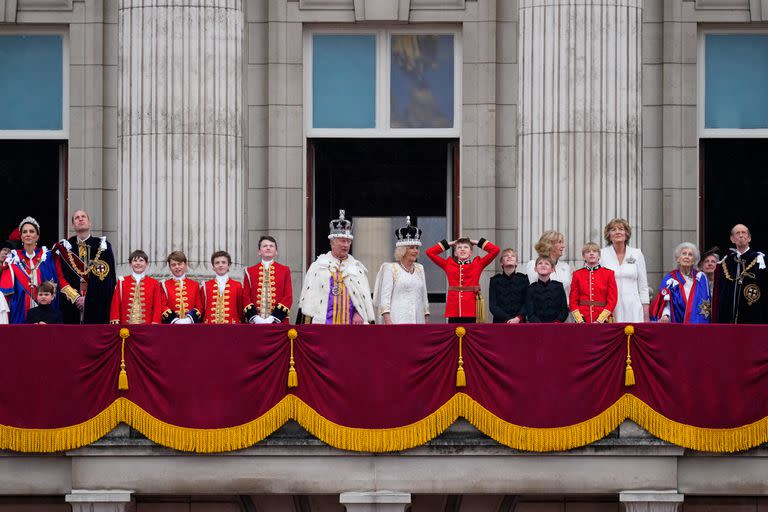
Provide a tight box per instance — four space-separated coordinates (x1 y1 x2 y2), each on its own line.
600 218 650 323
373 217 430 324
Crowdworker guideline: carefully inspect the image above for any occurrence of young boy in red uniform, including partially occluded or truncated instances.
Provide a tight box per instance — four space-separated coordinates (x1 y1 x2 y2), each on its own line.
569 242 618 323
201 250 243 324
161 251 203 324
426 237 500 323
110 250 165 324
243 236 293 324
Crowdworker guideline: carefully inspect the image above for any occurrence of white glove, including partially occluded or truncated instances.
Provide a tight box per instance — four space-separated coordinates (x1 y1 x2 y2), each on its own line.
249 315 270 324
172 316 194 325
269 315 279 324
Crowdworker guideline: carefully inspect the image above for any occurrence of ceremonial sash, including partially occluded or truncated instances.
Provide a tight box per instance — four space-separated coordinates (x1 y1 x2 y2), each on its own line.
54 241 87 276
671 270 699 324
10 261 39 303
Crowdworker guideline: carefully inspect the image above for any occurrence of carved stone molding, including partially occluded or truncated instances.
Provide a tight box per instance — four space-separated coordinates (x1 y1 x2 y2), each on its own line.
16 0 72 11
694 0 749 9
353 0 410 20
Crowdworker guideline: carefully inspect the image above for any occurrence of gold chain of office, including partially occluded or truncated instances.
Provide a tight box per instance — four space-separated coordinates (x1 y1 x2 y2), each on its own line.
720 257 759 282
67 245 105 278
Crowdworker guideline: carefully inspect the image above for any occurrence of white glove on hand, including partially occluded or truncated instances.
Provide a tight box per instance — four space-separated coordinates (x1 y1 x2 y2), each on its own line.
172 316 194 325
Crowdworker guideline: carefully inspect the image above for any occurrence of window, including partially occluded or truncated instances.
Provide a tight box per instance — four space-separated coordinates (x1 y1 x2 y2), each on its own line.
305 28 461 137
0 31 67 138
700 31 768 136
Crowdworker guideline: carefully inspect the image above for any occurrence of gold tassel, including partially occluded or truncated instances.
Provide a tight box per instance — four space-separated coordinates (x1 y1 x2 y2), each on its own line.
118 328 130 391
455 326 467 387
475 293 486 323
624 325 635 387
287 328 298 388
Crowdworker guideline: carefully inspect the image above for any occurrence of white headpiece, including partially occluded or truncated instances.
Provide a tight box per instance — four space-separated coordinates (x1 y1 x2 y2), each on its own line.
18 216 40 233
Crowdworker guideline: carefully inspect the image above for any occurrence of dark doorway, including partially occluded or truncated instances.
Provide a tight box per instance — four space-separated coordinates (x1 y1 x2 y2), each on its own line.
310 138 455 257
309 138 457 301
0 141 64 247
701 139 768 253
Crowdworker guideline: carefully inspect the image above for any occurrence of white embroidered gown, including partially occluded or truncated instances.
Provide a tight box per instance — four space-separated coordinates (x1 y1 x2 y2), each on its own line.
373 262 430 324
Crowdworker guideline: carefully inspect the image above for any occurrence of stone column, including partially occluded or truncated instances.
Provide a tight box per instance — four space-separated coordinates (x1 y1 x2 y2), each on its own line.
66 490 135 512
620 491 684 512
118 0 244 275
340 491 411 512
517 0 642 262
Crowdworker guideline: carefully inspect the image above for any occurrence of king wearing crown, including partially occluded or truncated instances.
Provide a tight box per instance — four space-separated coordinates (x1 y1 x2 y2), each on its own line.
298 210 374 324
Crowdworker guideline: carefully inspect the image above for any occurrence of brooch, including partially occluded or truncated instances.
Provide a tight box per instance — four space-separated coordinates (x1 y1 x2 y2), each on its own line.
626 256 636 264
699 299 711 319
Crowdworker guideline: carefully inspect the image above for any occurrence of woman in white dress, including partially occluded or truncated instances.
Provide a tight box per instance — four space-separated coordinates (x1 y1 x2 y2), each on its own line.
525 230 572 297
600 218 650 322
373 217 430 324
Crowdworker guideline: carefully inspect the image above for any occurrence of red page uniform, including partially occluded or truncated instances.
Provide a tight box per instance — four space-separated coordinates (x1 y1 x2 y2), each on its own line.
161 277 203 323
426 238 500 319
568 265 618 323
201 277 243 324
243 261 293 323
109 275 165 324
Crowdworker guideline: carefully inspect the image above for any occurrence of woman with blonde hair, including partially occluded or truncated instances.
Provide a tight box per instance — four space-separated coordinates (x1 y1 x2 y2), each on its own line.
373 217 430 324
600 218 650 322
525 230 572 296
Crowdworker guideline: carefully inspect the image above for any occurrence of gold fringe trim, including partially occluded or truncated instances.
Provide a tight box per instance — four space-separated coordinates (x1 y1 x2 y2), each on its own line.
3 394 768 454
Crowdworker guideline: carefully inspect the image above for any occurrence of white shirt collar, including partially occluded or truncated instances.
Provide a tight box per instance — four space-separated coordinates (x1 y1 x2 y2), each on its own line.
174 274 186 282
77 234 91 244
737 247 751 257
215 274 229 289
262 259 273 269
131 272 145 282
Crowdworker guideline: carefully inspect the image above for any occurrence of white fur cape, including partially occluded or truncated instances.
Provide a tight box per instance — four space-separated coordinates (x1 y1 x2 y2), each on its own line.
298 252 374 324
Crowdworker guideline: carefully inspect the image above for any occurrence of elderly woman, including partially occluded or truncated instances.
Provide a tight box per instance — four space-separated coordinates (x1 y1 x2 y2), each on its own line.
525 230 572 296
651 242 711 324
600 218 650 322
373 217 430 324
698 247 720 297
0 217 76 324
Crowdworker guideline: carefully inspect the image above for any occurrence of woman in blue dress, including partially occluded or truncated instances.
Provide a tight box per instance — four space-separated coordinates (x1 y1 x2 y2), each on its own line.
651 242 711 324
0 217 75 324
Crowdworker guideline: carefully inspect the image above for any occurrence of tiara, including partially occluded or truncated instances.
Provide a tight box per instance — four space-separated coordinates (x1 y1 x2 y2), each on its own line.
18 216 40 233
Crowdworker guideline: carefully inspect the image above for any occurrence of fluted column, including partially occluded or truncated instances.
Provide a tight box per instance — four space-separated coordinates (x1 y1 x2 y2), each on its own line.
118 0 243 275
517 0 642 261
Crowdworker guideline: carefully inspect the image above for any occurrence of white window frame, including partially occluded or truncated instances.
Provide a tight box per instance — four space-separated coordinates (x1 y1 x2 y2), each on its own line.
698 27 768 138
304 25 462 138
0 26 69 140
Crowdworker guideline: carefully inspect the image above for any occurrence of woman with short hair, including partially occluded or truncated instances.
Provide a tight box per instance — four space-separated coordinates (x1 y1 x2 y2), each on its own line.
698 247 720 297
600 218 650 322
651 242 711 324
525 230 572 296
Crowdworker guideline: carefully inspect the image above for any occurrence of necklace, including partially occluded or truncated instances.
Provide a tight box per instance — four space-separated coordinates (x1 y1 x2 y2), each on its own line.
399 262 415 274
18 250 42 279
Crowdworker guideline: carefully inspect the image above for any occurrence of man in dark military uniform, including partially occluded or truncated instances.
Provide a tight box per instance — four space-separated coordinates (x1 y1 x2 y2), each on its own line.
713 224 768 324
54 210 117 324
